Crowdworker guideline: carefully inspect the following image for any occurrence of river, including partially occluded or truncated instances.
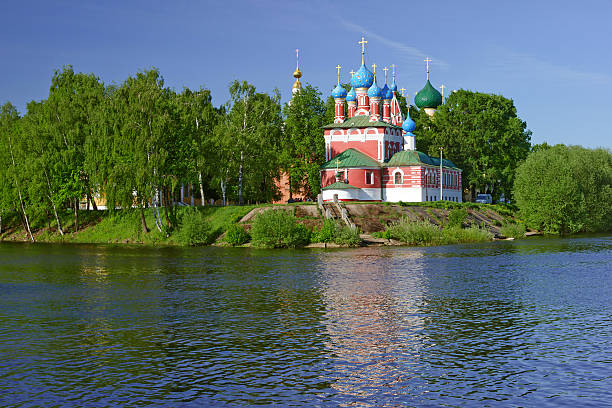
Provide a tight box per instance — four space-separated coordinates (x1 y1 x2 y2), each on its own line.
1 235 611 407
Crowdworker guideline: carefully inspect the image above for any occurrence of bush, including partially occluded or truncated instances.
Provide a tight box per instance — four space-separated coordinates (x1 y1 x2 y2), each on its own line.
513 145 612 234
441 226 493 244
387 218 442 245
333 224 362 247
176 208 215 246
312 219 337 243
446 208 468 228
312 219 362 246
500 222 526 239
225 223 250 246
251 209 310 248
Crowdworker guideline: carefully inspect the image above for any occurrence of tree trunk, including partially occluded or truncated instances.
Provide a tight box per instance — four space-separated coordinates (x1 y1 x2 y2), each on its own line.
238 150 244 205
91 189 98 211
140 206 150 233
221 179 227 206
163 188 172 229
199 171 205 206
44 171 64 235
74 198 79 232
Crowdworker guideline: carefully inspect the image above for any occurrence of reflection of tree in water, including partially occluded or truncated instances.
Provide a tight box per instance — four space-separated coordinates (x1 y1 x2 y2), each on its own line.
318 247 428 404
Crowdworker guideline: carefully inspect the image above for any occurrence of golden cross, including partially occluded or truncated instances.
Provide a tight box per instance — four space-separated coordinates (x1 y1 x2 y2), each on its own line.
391 64 396 81
359 36 367 64
349 69 355 77
336 65 342 83
424 57 432 80
296 49 299 70
439 84 446 98
400 87 406 96
335 158 340 172
371 63 377 76
383 66 389 83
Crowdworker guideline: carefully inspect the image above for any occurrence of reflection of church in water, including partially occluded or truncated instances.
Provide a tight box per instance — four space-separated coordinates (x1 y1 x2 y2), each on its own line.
288 38 463 203
317 248 428 398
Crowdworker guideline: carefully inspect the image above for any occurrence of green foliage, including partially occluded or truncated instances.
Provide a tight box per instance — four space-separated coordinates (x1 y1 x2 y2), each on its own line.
333 224 362 246
312 219 337 243
312 219 362 246
441 226 493 244
176 208 215 246
250 209 310 248
446 208 468 228
385 217 493 245
282 84 326 198
513 145 612 234
387 218 442 245
224 223 250 246
500 222 526 239
419 90 531 201
214 80 282 205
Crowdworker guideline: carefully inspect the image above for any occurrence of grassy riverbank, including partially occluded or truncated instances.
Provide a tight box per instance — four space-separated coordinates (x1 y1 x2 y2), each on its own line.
0 201 524 247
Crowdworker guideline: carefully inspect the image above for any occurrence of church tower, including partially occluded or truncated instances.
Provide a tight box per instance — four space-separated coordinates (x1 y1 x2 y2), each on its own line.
414 57 442 117
292 49 302 96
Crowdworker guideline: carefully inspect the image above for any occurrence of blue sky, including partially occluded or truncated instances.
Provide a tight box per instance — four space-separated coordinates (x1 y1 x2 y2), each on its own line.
1 0 611 148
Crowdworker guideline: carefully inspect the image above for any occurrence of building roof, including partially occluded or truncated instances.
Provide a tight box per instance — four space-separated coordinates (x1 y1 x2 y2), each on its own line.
323 115 403 129
414 80 443 109
321 148 381 169
321 181 359 190
385 150 460 169
351 63 374 89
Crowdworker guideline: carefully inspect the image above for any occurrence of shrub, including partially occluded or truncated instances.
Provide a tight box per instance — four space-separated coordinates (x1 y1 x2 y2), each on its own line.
250 209 310 248
312 219 362 246
500 222 526 239
513 145 612 234
176 208 215 246
312 219 337 243
387 218 442 245
441 226 493 244
225 223 250 246
333 224 362 247
446 208 468 228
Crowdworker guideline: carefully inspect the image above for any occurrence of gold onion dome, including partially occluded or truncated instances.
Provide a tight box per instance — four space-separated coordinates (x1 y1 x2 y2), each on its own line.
292 48 302 90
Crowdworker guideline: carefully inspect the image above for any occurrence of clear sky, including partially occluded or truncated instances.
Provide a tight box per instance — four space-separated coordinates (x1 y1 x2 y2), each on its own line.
1 0 611 148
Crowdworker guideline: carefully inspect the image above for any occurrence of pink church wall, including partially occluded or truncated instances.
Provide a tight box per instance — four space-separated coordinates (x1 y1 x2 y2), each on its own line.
329 142 378 161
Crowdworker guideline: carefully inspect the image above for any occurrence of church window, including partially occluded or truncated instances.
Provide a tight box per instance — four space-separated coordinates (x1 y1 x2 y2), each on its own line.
365 171 374 185
394 172 402 185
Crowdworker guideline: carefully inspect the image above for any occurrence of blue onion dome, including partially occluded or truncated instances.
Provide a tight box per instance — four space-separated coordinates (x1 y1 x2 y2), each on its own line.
367 79 382 98
414 80 443 109
332 83 347 99
381 84 393 100
346 87 357 102
351 64 374 89
402 115 416 133
389 80 398 92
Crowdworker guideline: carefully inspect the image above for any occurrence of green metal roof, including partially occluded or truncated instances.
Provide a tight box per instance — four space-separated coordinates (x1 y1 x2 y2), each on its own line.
385 150 460 169
414 80 443 109
323 115 402 129
322 181 359 190
321 148 381 169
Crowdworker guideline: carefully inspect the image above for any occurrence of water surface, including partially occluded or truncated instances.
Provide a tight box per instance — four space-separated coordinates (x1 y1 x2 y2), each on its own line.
1 236 611 406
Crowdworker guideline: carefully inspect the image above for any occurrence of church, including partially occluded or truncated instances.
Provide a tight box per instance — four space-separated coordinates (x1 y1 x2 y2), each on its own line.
318 38 463 203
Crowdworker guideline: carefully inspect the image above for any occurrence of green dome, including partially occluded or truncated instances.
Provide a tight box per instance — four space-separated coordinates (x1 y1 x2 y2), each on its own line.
414 80 442 109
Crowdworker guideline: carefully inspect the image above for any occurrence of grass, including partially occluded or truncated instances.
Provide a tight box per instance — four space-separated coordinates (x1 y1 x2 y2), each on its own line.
384 217 493 246
1 205 256 246
500 222 526 239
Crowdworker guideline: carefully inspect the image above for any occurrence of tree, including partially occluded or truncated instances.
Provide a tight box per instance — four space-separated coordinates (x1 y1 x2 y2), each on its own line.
214 81 282 205
0 103 34 241
175 87 218 206
424 90 531 200
513 145 612 234
45 66 105 230
282 84 326 198
89 69 172 232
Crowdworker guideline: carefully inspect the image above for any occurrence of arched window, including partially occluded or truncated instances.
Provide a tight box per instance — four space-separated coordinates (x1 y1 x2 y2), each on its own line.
394 172 402 184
